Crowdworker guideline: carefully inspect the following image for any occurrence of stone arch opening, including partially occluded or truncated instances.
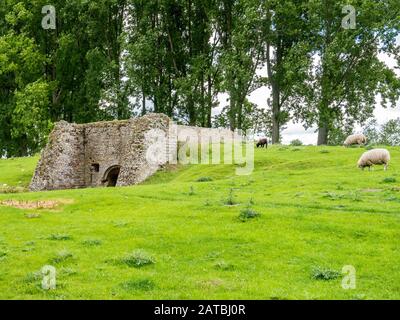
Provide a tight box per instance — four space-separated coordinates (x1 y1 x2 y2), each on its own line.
103 165 121 187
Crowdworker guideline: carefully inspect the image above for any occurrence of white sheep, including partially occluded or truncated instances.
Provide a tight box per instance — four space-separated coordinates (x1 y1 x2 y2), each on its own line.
357 148 391 171
344 133 367 147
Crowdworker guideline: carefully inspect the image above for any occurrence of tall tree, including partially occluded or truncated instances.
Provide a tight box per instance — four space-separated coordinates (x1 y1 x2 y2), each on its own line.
262 0 312 144
216 0 264 130
293 0 400 145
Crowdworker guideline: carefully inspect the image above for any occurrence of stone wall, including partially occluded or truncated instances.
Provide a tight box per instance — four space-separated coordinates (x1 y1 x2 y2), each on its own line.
176 125 240 144
30 121 85 191
30 113 235 191
30 114 170 191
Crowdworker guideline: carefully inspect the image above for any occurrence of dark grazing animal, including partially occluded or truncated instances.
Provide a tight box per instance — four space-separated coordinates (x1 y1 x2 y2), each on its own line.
256 138 268 148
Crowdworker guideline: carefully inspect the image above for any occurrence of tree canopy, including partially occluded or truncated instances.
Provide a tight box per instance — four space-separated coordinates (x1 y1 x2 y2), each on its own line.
0 0 399 156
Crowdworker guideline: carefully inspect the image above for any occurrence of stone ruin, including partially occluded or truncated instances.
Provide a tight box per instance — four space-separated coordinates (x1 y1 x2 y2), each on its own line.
30 113 238 191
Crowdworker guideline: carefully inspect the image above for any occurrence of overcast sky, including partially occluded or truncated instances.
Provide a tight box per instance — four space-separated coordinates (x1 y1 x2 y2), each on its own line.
216 36 400 145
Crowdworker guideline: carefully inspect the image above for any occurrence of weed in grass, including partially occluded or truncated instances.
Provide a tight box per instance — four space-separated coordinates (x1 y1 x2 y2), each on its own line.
238 206 260 222
224 188 237 206
352 294 367 300
120 250 155 268
120 279 155 292
22 246 35 252
82 239 102 247
354 231 368 238
25 213 40 219
204 199 211 207
205 251 222 260
188 186 195 196
23 271 42 284
214 260 235 271
382 177 396 183
196 177 213 182
60 267 77 276
114 221 129 228
0 251 7 260
322 192 344 200
291 148 301 152
385 196 398 202
348 191 362 202
364 145 374 150
320 150 330 154
311 266 341 281
48 234 72 241
50 250 74 264
336 185 344 190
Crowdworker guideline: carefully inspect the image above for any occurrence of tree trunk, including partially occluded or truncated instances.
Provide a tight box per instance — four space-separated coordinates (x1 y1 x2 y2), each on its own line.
317 123 328 145
188 94 196 125
271 81 280 144
207 74 212 127
141 89 146 116
228 92 236 131
266 42 281 144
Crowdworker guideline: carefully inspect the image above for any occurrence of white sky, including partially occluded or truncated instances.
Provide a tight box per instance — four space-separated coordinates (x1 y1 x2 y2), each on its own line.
216 36 400 145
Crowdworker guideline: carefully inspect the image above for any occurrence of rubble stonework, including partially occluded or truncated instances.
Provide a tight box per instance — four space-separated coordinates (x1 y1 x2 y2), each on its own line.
30 113 238 191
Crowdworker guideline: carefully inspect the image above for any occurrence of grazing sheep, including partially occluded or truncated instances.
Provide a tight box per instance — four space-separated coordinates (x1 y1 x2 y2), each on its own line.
344 133 367 147
256 138 268 148
357 148 391 171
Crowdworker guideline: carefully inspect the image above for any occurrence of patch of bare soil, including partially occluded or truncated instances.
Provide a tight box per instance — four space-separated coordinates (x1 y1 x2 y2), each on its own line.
199 279 224 289
0 199 73 210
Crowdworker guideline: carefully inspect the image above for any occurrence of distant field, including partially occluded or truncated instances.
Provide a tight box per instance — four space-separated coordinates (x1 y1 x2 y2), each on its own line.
1 146 400 299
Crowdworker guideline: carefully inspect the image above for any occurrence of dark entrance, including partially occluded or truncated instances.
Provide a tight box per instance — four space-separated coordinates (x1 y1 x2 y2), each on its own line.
103 166 121 187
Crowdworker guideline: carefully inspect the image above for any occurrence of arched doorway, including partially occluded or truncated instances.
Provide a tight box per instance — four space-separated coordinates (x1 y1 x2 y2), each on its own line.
103 165 121 187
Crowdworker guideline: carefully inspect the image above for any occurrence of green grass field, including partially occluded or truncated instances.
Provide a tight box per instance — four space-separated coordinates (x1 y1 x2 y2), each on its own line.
1 146 400 299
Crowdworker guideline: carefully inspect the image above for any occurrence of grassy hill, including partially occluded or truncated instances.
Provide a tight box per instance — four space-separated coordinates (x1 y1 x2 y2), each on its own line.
1 146 400 299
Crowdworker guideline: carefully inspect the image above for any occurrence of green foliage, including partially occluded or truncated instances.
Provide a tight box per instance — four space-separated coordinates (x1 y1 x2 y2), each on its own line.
196 177 213 182
120 250 155 268
224 188 237 206
238 206 260 222
48 234 72 241
1 0 399 154
380 119 400 146
328 123 354 146
214 260 235 271
82 239 102 247
120 279 155 292
382 177 396 184
50 250 74 264
290 139 303 146
363 119 380 145
363 118 400 146
293 0 400 145
311 266 341 281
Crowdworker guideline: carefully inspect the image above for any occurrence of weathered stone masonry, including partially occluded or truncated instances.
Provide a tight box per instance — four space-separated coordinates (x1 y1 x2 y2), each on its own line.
30 113 237 191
